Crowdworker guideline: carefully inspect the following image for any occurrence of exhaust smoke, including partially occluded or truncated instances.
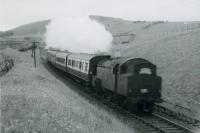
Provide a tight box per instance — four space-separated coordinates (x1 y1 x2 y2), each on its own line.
45 16 113 54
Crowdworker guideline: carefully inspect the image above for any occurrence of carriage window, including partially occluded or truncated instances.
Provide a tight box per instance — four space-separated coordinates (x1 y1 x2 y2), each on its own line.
68 60 70 65
139 68 152 74
75 61 78 68
77 61 79 68
56 57 65 64
81 62 84 70
79 62 82 69
70 60 72 66
85 63 89 71
72 60 75 67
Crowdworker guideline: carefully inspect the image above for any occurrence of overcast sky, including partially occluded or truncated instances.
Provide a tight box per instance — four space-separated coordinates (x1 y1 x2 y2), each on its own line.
0 0 200 31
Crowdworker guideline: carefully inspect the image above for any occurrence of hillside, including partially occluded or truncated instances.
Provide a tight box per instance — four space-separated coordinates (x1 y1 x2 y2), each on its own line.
1 16 200 112
0 20 50 37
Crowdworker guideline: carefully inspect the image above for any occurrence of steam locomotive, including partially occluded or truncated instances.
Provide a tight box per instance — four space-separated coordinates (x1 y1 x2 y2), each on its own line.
41 49 162 112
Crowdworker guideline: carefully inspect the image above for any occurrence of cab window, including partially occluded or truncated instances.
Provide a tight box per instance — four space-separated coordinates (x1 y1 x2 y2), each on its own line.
139 68 152 74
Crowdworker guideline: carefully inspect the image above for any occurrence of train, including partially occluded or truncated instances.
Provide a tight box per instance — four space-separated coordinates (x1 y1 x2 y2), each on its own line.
40 49 162 112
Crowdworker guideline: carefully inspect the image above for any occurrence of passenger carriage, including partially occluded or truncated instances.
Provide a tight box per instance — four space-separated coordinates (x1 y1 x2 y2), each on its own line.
66 53 110 85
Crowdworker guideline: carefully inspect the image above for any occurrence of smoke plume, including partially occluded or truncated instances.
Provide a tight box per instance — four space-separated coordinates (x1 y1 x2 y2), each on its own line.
45 16 113 54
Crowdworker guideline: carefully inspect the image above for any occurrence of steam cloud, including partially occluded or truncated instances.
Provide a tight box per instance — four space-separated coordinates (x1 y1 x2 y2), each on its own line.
45 16 113 54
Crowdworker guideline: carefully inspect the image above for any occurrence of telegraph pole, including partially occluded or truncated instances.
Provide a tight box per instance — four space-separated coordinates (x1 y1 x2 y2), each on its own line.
32 41 38 68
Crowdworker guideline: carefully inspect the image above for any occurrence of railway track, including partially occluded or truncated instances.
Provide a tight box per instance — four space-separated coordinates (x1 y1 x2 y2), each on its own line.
88 90 196 133
82 88 196 133
154 103 200 128
42 60 198 133
139 113 194 133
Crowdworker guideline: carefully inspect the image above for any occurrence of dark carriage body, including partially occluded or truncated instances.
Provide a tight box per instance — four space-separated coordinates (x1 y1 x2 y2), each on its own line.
46 50 57 66
40 48 48 60
55 52 71 72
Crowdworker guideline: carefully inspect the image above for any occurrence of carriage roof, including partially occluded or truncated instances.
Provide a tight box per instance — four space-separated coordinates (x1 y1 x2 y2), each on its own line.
68 53 110 61
56 52 71 58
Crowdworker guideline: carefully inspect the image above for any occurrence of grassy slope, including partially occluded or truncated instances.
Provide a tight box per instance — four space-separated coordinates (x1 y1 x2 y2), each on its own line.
0 48 135 133
0 20 50 50
11 20 50 36
0 20 50 37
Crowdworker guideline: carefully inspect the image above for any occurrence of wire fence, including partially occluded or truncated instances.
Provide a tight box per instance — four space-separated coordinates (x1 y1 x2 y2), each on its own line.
142 23 200 43
114 23 200 45
0 57 14 76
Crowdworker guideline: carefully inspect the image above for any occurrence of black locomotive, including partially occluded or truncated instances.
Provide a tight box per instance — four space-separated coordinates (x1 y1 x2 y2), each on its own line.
42 49 162 112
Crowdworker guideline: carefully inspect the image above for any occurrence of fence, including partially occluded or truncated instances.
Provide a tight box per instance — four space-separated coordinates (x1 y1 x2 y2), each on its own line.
0 57 14 76
113 23 200 45
140 23 200 43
